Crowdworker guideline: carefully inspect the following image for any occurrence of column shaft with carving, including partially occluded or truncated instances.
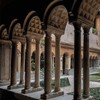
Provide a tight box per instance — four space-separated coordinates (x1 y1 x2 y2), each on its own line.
83 27 90 98
73 22 82 100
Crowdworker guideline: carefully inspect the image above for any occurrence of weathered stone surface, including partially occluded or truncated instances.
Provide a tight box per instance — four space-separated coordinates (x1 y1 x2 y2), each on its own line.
0 40 12 85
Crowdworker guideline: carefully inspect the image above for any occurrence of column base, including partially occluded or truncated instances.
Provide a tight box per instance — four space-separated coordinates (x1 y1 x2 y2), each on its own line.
41 91 64 99
83 96 94 100
22 87 43 94
7 84 24 89
73 96 82 100
7 84 18 89
17 83 24 88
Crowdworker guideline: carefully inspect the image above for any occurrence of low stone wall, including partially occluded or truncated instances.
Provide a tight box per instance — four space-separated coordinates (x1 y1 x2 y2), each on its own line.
0 88 38 100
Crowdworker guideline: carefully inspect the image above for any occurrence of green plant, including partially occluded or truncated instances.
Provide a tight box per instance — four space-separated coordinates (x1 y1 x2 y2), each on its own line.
31 59 35 71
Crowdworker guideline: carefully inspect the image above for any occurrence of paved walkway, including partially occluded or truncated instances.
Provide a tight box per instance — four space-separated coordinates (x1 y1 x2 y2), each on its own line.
0 67 100 100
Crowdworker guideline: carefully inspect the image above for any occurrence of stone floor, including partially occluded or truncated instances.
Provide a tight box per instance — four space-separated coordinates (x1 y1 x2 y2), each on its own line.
0 67 100 100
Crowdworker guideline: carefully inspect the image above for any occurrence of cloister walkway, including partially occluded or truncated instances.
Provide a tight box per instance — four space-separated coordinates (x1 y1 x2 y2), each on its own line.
0 67 100 100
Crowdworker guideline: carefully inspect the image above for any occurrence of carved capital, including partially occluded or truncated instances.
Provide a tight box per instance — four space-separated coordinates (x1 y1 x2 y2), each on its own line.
83 26 90 35
55 35 61 40
26 36 32 43
73 21 82 32
45 30 51 37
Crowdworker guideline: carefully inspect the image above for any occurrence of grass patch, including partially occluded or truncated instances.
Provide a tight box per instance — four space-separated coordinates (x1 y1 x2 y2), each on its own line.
90 75 100 81
31 77 70 89
90 88 100 100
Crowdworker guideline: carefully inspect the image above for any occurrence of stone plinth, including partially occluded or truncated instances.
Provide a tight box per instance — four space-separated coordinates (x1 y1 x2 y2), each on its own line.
22 87 43 94
7 84 24 89
83 96 94 100
41 91 64 99
0 40 12 86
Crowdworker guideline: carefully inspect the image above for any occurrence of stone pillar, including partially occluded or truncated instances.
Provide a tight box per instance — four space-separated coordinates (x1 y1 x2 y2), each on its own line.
73 21 82 100
83 26 90 99
55 35 61 92
41 32 52 99
0 40 12 86
66 55 71 74
22 36 32 93
34 39 40 88
54 35 64 97
19 42 25 85
8 41 18 89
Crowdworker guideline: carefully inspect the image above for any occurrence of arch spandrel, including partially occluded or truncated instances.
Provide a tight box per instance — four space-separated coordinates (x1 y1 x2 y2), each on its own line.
27 16 43 35
23 11 44 40
9 19 23 39
0 24 9 40
12 23 23 37
48 5 68 31
77 0 100 27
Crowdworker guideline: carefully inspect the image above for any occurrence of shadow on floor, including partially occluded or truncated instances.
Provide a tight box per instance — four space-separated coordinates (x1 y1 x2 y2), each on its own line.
0 88 38 100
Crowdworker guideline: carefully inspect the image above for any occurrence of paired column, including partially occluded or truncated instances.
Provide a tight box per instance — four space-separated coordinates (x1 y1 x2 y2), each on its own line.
41 32 52 99
22 36 31 93
73 21 82 100
19 42 25 85
55 35 61 92
8 41 18 89
83 26 90 98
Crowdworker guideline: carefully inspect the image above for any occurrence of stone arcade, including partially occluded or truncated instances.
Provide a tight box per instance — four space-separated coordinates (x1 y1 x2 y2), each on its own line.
0 0 100 100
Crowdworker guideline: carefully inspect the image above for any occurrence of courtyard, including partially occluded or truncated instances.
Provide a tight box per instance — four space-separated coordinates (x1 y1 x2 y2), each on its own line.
0 67 100 100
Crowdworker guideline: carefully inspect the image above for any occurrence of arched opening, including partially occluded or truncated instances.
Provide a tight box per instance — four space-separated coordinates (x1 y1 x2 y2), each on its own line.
89 56 93 68
31 51 35 71
40 52 45 69
17 42 22 73
71 54 74 69
94 56 99 67
62 53 71 74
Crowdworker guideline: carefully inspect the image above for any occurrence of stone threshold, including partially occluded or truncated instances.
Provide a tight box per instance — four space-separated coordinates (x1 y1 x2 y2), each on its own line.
22 87 43 94
41 91 64 99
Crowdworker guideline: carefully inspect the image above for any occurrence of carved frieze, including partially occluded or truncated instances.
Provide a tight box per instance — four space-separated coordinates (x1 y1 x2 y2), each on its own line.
27 16 43 35
78 0 100 27
13 23 23 37
9 19 26 43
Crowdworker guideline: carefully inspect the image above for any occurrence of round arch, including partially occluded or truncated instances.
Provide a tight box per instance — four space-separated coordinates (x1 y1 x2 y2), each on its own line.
0 24 9 40
43 0 69 30
71 54 74 69
8 19 23 39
